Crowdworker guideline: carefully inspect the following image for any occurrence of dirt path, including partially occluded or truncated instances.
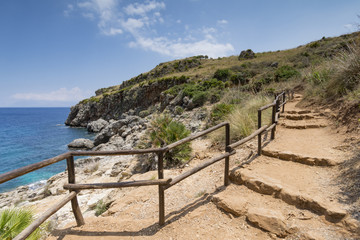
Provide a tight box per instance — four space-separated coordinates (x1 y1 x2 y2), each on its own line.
47 94 360 240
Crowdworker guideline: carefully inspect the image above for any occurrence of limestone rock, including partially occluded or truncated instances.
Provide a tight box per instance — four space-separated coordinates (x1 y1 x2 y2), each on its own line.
110 161 130 177
246 207 289 237
87 118 108 132
212 193 248 217
68 138 94 149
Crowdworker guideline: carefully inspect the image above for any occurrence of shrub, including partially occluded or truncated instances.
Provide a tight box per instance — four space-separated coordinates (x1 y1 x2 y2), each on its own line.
210 103 234 123
327 45 360 98
149 115 192 166
308 41 320 48
174 106 184 115
202 78 225 89
214 69 231 81
305 44 360 100
94 200 111 216
274 65 299 82
192 92 208 106
210 95 271 142
0 208 42 240
226 95 271 140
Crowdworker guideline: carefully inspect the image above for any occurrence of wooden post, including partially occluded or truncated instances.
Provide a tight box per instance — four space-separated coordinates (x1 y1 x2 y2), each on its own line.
157 151 165 225
224 124 230 186
257 109 262 155
271 104 276 140
282 93 286 113
66 156 85 226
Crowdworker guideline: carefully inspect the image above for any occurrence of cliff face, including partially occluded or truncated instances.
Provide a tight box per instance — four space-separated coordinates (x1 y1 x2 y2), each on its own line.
65 76 188 127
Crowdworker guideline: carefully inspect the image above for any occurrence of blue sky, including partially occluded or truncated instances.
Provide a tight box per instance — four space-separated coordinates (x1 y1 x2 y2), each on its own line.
0 0 359 107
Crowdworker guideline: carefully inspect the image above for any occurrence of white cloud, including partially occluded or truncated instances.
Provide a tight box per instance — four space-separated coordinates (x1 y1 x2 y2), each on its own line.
12 87 91 102
71 0 235 57
78 0 121 35
217 19 228 25
122 18 145 32
64 4 74 17
130 36 234 58
124 1 165 16
344 23 357 31
105 27 123 36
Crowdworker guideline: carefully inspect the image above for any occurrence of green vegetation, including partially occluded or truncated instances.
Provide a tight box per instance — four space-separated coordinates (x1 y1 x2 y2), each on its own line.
210 93 271 142
148 115 191 166
305 43 360 101
164 78 226 107
174 106 184 115
210 103 234 123
0 208 42 240
213 69 231 81
274 65 300 82
94 200 111 217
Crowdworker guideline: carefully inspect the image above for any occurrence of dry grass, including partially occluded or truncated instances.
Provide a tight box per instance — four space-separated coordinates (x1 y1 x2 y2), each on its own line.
209 94 272 143
304 42 360 101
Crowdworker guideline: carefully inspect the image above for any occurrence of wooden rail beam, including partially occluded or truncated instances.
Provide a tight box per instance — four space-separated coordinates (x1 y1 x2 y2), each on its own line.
165 151 236 189
228 125 268 149
71 148 166 157
166 122 229 150
0 153 70 184
63 179 172 190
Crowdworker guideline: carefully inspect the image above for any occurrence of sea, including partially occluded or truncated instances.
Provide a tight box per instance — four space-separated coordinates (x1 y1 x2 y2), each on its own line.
0 108 95 193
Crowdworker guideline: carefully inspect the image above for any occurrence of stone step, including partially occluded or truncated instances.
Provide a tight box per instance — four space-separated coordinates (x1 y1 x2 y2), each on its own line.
262 149 338 166
280 119 328 129
282 113 317 120
230 169 347 223
261 127 346 163
286 110 312 115
212 185 356 239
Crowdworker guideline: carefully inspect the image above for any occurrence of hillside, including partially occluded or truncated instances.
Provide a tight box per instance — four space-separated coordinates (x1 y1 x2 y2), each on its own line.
65 32 360 128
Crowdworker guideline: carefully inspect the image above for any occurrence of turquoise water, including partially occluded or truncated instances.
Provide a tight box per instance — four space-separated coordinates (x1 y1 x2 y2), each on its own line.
0 108 94 193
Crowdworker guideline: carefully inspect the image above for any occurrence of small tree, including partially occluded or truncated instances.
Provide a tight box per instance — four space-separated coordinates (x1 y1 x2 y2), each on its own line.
149 115 192 166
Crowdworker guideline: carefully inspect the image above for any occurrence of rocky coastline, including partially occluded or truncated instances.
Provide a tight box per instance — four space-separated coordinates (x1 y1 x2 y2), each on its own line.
0 105 209 230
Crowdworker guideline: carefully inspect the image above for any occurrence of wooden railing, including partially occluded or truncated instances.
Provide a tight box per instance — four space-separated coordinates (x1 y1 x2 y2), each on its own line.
0 91 293 240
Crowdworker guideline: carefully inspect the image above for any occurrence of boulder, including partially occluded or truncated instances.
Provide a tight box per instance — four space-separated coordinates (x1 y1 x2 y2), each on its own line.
87 118 108 132
238 49 256 60
68 138 94 149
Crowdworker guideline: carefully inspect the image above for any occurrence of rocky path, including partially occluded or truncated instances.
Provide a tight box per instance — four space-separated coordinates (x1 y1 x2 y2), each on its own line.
216 94 359 239
46 94 360 240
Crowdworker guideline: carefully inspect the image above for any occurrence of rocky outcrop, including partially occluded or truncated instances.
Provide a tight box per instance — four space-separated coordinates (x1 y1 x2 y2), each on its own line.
93 115 147 146
67 138 94 149
87 118 108 132
238 49 256 60
65 76 188 127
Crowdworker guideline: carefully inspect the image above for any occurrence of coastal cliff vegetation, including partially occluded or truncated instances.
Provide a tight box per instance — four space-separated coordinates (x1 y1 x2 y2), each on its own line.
66 31 360 140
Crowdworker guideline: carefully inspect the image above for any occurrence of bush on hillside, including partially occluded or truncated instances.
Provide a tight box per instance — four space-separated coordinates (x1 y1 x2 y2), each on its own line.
210 95 271 143
274 65 300 82
210 103 234 123
327 45 360 98
305 44 360 100
214 69 231 81
148 115 191 166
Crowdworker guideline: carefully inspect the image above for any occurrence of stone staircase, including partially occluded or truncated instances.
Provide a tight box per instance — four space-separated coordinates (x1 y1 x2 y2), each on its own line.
212 95 360 239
